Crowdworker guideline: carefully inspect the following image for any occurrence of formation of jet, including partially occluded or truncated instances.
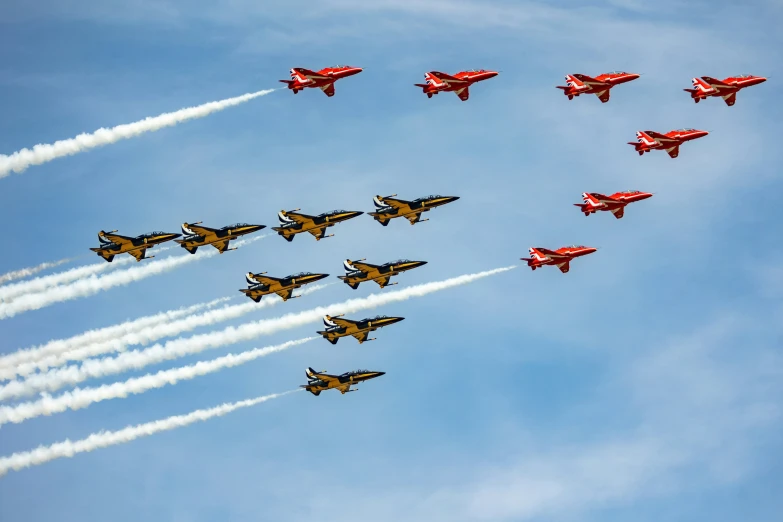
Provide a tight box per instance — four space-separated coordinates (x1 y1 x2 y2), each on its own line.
90 229 181 262
556 71 640 103
240 271 329 302
317 314 405 344
684 75 766 106
628 128 709 158
575 191 652 219
414 69 499 101
339 258 427 289
176 222 265 254
273 208 364 241
369 194 459 226
300 367 385 396
522 246 597 274
279 66 363 97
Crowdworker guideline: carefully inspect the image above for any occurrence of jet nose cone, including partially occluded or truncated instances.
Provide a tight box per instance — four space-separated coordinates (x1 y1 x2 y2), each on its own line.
248 224 266 232
412 260 428 268
486 70 499 78
375 371 386 377
441 196 460 204
345 211 364 219
639 192 653 200
313 273 330 281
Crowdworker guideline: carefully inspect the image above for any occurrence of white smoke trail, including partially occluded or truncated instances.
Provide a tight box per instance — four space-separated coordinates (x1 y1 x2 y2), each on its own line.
0 338 313 426
5 283 329 380
0 257 133 303
0 267 514 399
0 244 177 303
0 297 232 380
0 89 276 178
0 236 264 320
0 258 75 286
0 390 298 477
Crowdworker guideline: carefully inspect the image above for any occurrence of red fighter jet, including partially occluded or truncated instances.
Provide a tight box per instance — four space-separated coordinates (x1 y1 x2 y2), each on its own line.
279 66 363 97
684 75 766 106
628 128 708 159
556 71 640 103
521 246 597 274
414 69 498 101
575 191 652 219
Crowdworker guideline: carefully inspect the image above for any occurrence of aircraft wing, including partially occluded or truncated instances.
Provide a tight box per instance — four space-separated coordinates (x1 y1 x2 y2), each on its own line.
310 372 340 385
336 383 352 394
430 71 468 83
645 131 677 144
246 273 282 287
557 261 571 274
701 76 731 89
275 288 295 301
572 73 605 86
320 83 336 97
307 226 330 240
294 67 330 80
349 261 379 273
722 92 737 106
351 331 371 343
596 89 611 103
283 212 316 226
101 232 135 247
374 276 392 288
455 86 470 101
211 239 232 253
405 212 423 225
665 145 680 158
536 248 567 259
182 223 216 237
329 316 359 328
611 207 625 219
378 197 410 210
128 248 148 261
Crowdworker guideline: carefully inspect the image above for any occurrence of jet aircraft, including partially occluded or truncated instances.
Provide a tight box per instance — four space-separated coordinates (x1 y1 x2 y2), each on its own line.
369 194 459 226
175 222 265 254
556 71 640 103
240 271 329 302
339 258 427 289
521 246 597 274
90 229 181 262
279 66 363 97
684 75 766 106
300 367 385 396
628 129 709 159
317 314 404 344
272 208 363 241
414 69 498 101
575 191 652 219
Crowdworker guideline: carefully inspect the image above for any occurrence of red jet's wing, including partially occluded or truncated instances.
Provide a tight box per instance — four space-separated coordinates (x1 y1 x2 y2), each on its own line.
701 76 731 88
722 92 737 106
294 68 329 80
596 89 611 103
455 86 470 101
320 83 336 97
645 131 677 144
429 71 468 83
572 73 606 86
666 145 680 158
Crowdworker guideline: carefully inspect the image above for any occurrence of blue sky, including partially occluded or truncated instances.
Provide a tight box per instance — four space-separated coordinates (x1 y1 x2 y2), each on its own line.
0 0 781 520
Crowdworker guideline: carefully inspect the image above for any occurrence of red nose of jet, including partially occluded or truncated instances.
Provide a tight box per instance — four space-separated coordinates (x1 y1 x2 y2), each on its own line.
343 67 363 77
636 192 653 201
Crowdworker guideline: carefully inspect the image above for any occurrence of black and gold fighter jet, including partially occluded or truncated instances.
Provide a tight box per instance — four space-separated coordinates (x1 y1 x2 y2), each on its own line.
175 222 265 254
300 367 385 395
316 314 404 344
272 208 363 241
368 194 459 226
90 229 181 262
339 258 428 289
240 271 329 302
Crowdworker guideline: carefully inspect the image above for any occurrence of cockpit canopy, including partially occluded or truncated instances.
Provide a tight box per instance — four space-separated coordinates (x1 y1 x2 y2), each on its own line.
388 259 412 265
141 231 168 238
319 209 349 217
623 190 641 194
467 69 486 73
286 272 314 279
564 245 586 249
223 223 253 229
674 128 696 132
362 314 388 321
413 195 442 202
736 74 754 78
607 70 628 75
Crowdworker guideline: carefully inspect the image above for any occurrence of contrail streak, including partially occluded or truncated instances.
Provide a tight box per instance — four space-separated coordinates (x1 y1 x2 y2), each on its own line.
0 89 276 178
0 257 133 303
0 297 232 380
0 267 514 399
0 236 264 320
0 390 298 477
0 258 74 285
0 338 313 426
5 283 328 380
